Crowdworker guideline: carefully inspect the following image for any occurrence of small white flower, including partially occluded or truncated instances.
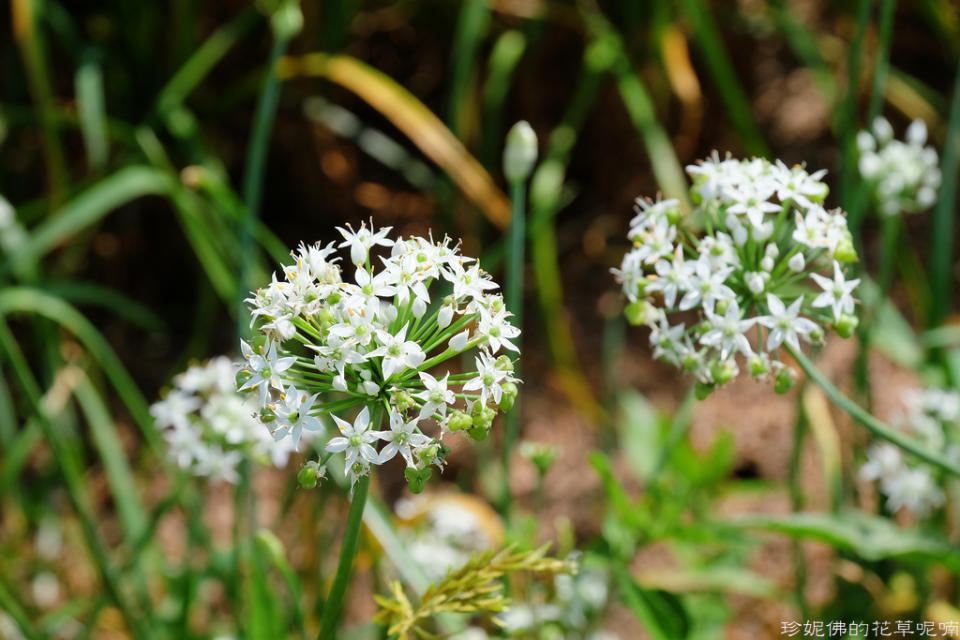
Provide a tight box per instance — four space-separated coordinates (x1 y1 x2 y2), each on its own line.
757 294 820 352
699 301 755 360
416 371 455 419
369 325 426 380
810 260 859 322
272 385 324 447
377 410 432 466
326 407 383 473
239 338 297 404
337 222 395 265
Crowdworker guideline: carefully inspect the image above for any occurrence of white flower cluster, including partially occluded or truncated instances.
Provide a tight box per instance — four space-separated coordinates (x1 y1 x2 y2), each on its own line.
237 222 521 490
860 387 959 516
857 117 940 216
498 571 616 639
613 154 861 396
394 493 500 581
150 357 302 483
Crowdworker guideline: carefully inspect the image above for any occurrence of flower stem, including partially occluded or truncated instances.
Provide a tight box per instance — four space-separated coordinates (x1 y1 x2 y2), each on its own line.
501 178 526 514
786 344 960 476
317 474 370 640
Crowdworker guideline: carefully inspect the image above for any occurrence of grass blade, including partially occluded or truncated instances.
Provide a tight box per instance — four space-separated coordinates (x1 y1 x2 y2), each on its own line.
6 166 171 277
929 61 960 327
75 50 109 171
0 287 162 453
152 8 260 118
446 0 490 140
279 53 511 228
677 0 769 157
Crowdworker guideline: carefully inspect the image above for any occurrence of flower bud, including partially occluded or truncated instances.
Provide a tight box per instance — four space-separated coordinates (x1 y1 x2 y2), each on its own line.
404 467 432 494
447 410 472 432
710 360 736 386
495 355 515 373
749 354 770 378
624 300 654 326
270 0 303 41
746 271 766 295
834 313 859 338
833 235 858 263
774 367 797 394
760 256 774 272
499 382 518 410
392 389 415 413
788 252 805 272
809 326 824 342
694 381 715 400
467 424 489 441
297 460 325 489
503 121 538 184
519 441 560 476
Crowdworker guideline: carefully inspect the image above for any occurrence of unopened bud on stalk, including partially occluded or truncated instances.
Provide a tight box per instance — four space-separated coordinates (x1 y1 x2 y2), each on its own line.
503 121 538 184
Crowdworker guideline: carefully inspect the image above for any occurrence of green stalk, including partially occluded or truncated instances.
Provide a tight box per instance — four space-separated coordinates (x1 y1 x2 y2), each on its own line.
788 393 808 618
930 61 960 327
878 214 900 293
838 0 871 205
317 474 371 640
12 0 68 206
866 0 897 122
787 344 960 476
501 180 526 514
238 35 290 336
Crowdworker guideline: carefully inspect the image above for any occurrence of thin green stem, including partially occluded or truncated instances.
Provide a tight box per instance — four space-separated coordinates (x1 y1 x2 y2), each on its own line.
787 344 960 476
238 35 290 337
878 214 900 293
866 0 896 122
501 179 526 514
317 474 371 640
930 60 960 327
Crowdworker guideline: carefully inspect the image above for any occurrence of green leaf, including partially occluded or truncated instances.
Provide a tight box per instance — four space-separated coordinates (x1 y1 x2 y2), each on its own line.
73 373 148 543
617 567 690 640
7 165 171 276
0 287 162 453
733 510 960 573
618 391 663 481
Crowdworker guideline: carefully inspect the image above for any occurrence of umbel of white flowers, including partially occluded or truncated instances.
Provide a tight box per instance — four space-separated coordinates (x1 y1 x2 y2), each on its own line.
150 357 305 483
236 223 521 491
612 154 861 398
860 387 960 516
857 117 941 217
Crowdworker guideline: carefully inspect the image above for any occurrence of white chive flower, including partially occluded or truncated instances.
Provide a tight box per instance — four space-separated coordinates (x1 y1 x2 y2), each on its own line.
150 357 307 483
237 222 522 491
860 387 959 517
857 117 941 216
612 154 860 396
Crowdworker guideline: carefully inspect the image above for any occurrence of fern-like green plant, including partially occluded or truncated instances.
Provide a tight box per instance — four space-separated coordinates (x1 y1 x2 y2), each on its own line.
374 544 576 639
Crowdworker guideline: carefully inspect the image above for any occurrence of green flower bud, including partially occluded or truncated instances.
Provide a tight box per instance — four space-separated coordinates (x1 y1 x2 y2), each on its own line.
714 298 729 316
833 234 858 263
392 389 415 413
503 121 538 184
519 441 560 476
774 367 797 394
297 460 325 489
447 410 472 432
499 382 519 411
624 300 652 326
665 203 684 225
694 381 715 400
834 313 859 339
495 355 515 373
467 424 489 441
270 0 303 40
404 467 432 494
809 326 824 342
749 355 770 378
710 360 736 386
